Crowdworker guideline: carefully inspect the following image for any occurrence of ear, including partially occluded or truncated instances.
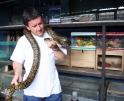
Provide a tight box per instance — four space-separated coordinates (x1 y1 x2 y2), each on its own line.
26 26 31 31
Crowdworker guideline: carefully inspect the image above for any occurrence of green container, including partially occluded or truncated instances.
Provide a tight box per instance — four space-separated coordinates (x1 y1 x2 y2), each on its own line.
0 41 17 60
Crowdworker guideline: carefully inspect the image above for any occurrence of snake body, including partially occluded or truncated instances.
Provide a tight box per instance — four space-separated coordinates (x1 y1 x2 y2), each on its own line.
5 25 71 101
45 25 71 47
5 28 40 101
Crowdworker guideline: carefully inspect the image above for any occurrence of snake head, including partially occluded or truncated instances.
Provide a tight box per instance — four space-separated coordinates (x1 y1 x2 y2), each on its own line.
5 88 10 95
5 88 13 101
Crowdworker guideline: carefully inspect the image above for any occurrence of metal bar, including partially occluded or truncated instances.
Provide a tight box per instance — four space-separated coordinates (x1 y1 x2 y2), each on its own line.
101 23 106 101
1 21 124 30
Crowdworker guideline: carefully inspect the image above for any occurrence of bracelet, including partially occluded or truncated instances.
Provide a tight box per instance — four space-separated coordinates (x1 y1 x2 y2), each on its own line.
52 47 60 51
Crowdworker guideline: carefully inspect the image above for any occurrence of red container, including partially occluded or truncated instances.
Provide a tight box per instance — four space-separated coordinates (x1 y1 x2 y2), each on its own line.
100 62 110 67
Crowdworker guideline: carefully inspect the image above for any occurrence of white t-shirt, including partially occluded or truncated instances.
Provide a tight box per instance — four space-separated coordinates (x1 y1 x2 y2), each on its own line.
10 31 67 97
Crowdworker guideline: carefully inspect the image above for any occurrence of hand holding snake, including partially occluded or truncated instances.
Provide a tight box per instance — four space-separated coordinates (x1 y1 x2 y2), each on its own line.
45 38 57 48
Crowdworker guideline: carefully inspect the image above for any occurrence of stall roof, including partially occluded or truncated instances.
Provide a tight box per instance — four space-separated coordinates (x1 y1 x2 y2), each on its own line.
68 0 124 12
0 0 124 9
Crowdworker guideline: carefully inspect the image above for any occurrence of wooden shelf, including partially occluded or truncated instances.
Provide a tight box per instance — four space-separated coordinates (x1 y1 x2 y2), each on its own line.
97 67 122 71
96 50 124 71
0 25 24 30
0 20 124 30
0 21 124 78
57 66 124 80
71 50 95 69
96 50 124 56
0 60 12 65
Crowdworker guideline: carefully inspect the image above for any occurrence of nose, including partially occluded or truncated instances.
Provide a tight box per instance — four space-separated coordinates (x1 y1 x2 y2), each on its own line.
37 25 41 30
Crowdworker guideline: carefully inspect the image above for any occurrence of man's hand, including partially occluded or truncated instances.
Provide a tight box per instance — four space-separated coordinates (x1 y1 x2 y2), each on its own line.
46 38 57 49
11 61 23 85
11 74 22 85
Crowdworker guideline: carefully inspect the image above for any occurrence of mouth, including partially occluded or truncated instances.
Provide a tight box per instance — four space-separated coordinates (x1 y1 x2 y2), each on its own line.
37 29 44 35
38 29 43 33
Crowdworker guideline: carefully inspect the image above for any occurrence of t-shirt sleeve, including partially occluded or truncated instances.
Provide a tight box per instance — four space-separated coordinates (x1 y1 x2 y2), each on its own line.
10 36 26 64
60 47 67 55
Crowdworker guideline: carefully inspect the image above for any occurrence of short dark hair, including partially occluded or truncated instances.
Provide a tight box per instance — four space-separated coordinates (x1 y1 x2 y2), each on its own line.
22 7 42 26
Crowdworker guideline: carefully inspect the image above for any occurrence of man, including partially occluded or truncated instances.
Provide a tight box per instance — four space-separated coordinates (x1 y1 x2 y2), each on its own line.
10 7 67 101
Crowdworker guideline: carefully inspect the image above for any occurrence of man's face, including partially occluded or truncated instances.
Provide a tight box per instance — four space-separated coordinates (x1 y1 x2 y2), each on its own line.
26 16 45 36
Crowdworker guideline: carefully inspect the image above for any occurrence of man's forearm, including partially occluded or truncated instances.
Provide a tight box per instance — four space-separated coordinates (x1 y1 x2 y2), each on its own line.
13 61 22 76
52 48 66 61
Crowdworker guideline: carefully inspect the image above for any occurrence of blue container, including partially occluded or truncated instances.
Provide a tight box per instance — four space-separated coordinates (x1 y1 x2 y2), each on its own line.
71 32 96 50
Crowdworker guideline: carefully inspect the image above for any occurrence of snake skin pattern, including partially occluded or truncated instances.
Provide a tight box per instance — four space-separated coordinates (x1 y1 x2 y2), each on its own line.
5 25 71 101
45 25 71 47
5 28 40 101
